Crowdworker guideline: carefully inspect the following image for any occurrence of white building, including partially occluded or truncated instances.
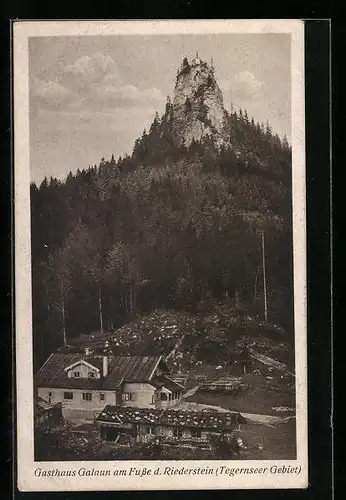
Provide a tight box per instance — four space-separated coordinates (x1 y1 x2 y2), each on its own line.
35 353 184 421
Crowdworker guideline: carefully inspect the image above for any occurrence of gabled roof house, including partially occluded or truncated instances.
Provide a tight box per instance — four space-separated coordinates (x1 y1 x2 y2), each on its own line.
35 353 185 421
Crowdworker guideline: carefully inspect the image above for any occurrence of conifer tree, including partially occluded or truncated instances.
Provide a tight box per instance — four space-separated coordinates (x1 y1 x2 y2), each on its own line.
282 134 289 150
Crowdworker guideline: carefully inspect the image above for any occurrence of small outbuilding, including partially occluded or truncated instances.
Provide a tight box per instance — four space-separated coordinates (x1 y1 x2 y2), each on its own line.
34 397 63 429
96 406 245 445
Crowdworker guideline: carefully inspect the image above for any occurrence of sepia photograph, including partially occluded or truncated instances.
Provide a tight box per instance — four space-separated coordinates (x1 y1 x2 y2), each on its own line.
14 20 307 491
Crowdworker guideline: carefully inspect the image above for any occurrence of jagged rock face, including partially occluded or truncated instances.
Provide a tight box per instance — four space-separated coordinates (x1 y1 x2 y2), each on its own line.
172 57 227 148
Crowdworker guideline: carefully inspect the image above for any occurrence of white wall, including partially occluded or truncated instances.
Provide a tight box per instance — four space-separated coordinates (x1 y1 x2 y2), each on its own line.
156 425 174 437
38 387 116 412
67 363 100 379
148 426 209 439
121 382 156 408
155 391 182 409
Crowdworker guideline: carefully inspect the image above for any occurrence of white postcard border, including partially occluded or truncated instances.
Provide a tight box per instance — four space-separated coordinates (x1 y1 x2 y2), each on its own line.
14 19 307 491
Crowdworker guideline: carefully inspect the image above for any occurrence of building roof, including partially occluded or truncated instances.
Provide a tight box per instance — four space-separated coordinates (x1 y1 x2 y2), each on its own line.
96 406 245 432
35 353 167 390
151 375 185 392
35 396 60 418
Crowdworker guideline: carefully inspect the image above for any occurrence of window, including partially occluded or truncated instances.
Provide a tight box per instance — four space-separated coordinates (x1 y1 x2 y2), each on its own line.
146 426 155 435
100 393 105 401
173 428 183 438
151 394 156 404
88 372 95 378
73 371 80 378
82 392 92 401
191 429 202 438
63 392 73 400
48 392 52 396
160 393 167 401
122 393 133 402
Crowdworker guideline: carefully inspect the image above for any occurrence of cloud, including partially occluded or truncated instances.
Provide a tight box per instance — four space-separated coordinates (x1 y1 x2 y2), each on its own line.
102 71 122 87
64 52 119 82
221 71 265 101
32 52 164 112
60 53 120 96
31 77 79 109
95 84 165 107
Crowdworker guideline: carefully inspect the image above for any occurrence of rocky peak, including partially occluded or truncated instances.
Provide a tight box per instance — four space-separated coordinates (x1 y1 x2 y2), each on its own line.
172 54 227 148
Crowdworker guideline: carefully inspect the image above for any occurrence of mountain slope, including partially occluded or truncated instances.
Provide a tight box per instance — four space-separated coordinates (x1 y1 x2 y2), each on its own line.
30 54 294 366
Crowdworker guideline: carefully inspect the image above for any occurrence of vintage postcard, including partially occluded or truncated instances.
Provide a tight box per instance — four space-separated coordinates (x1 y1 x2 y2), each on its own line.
14 19 307 491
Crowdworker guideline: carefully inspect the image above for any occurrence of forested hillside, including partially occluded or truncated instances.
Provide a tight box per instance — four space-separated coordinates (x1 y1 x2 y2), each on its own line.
31 58 293 369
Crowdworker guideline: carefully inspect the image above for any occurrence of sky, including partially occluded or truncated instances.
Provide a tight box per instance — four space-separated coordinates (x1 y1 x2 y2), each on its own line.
29 33 291 185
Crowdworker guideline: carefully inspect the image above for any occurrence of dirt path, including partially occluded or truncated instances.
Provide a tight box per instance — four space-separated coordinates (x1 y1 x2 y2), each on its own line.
240 412 294 426
175 400 230 413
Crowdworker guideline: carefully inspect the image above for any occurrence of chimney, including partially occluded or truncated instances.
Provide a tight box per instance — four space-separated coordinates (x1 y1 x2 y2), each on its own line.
103 355 108 377
85 347 91 356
